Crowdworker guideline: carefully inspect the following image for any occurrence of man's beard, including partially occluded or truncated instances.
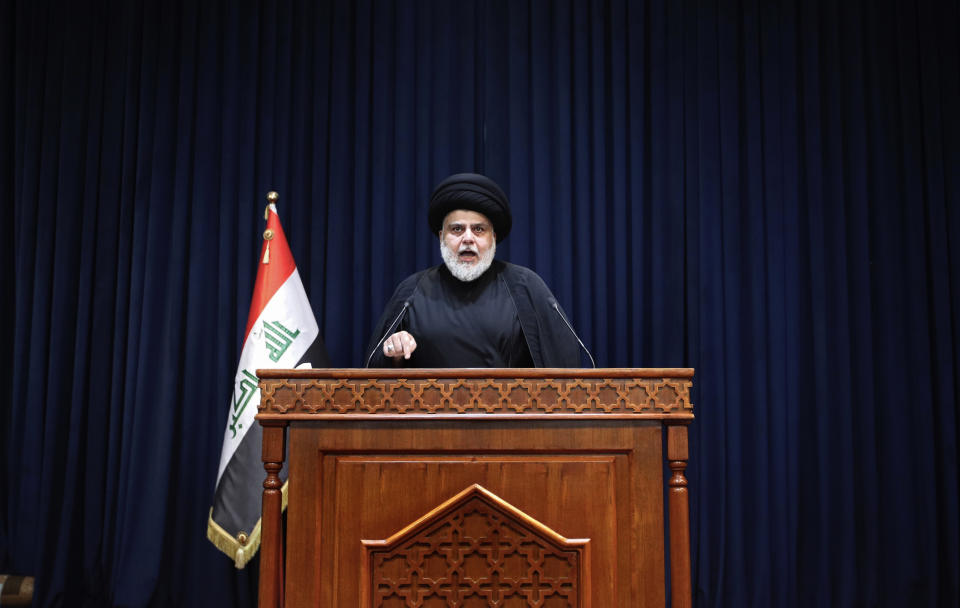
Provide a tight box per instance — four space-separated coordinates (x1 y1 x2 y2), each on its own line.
440 238 496 282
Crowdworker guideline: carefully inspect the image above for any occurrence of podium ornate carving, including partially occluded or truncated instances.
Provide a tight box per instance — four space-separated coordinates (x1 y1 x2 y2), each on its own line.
257 368 694 608
362 484 588 607
259 371 692 417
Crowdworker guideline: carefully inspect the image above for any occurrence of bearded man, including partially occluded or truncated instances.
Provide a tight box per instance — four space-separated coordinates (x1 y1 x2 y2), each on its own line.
366 172 583 368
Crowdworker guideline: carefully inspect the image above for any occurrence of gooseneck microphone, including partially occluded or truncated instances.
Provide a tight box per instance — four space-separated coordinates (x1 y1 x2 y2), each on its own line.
549 298 596 368
365 301 411 367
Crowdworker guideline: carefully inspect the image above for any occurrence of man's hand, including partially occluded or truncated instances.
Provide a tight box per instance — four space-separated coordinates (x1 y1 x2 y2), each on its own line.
383 331 417 360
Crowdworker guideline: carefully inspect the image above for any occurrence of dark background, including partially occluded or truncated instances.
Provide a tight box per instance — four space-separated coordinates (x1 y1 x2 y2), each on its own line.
3 0 958 606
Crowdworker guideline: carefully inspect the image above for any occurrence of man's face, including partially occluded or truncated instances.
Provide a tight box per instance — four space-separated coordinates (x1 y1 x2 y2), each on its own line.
440 209 497 281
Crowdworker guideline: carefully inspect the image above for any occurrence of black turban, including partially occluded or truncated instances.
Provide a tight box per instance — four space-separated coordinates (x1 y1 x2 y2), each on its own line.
428 173 512 241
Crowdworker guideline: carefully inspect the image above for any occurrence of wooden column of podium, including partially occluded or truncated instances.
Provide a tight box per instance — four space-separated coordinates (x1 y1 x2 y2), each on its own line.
256 368 694 608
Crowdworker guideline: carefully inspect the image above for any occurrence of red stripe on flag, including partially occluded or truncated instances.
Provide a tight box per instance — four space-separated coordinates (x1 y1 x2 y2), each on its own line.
243 206 297 343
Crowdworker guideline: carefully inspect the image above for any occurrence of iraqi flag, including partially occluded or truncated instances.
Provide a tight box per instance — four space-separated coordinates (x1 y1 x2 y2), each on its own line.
207 197 329 567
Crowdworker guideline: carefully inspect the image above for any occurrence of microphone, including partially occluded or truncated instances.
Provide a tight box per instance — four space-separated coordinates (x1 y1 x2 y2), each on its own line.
365 301 411 367
549 298 596 368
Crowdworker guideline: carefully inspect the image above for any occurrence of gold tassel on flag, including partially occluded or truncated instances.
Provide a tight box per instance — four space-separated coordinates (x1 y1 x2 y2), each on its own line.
262 192 278 265
208 189 327 568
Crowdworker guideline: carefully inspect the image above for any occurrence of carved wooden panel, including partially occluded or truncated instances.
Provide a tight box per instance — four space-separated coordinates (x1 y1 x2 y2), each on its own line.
362 484 589 608
259 374 693 419
259 370 694 608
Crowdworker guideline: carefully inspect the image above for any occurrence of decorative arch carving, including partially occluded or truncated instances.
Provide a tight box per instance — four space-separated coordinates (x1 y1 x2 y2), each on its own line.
362 484 591 607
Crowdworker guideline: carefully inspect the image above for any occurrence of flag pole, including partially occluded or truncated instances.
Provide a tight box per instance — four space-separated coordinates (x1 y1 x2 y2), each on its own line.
208 190 328 568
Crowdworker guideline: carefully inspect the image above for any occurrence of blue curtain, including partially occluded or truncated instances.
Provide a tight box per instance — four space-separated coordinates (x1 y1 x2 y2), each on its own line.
3 0 958 606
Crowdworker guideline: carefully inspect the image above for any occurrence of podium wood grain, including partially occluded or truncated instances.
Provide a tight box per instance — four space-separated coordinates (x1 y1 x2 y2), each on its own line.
256 369 693 608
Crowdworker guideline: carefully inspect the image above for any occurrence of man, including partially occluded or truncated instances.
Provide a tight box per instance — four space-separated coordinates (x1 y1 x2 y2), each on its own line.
366 172 583 368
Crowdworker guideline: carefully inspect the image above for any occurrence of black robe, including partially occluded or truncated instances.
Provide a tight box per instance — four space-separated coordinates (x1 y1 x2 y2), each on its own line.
366 260 582 368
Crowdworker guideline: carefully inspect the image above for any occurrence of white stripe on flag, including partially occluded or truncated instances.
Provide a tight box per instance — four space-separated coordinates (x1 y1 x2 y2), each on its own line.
216 268 318 484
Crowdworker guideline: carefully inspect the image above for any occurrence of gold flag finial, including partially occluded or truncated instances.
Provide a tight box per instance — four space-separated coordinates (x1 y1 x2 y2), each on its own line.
262 191 279 263
264 191 279 219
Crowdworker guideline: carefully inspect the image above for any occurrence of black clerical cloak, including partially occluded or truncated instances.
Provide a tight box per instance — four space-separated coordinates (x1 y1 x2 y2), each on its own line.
366 260 582 368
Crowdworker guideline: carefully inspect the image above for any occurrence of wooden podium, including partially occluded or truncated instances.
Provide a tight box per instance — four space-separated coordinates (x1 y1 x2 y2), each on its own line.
256 368 694 608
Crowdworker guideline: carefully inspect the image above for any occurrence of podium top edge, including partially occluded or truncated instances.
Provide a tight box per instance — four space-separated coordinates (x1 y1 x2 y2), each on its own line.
256 368 695 379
